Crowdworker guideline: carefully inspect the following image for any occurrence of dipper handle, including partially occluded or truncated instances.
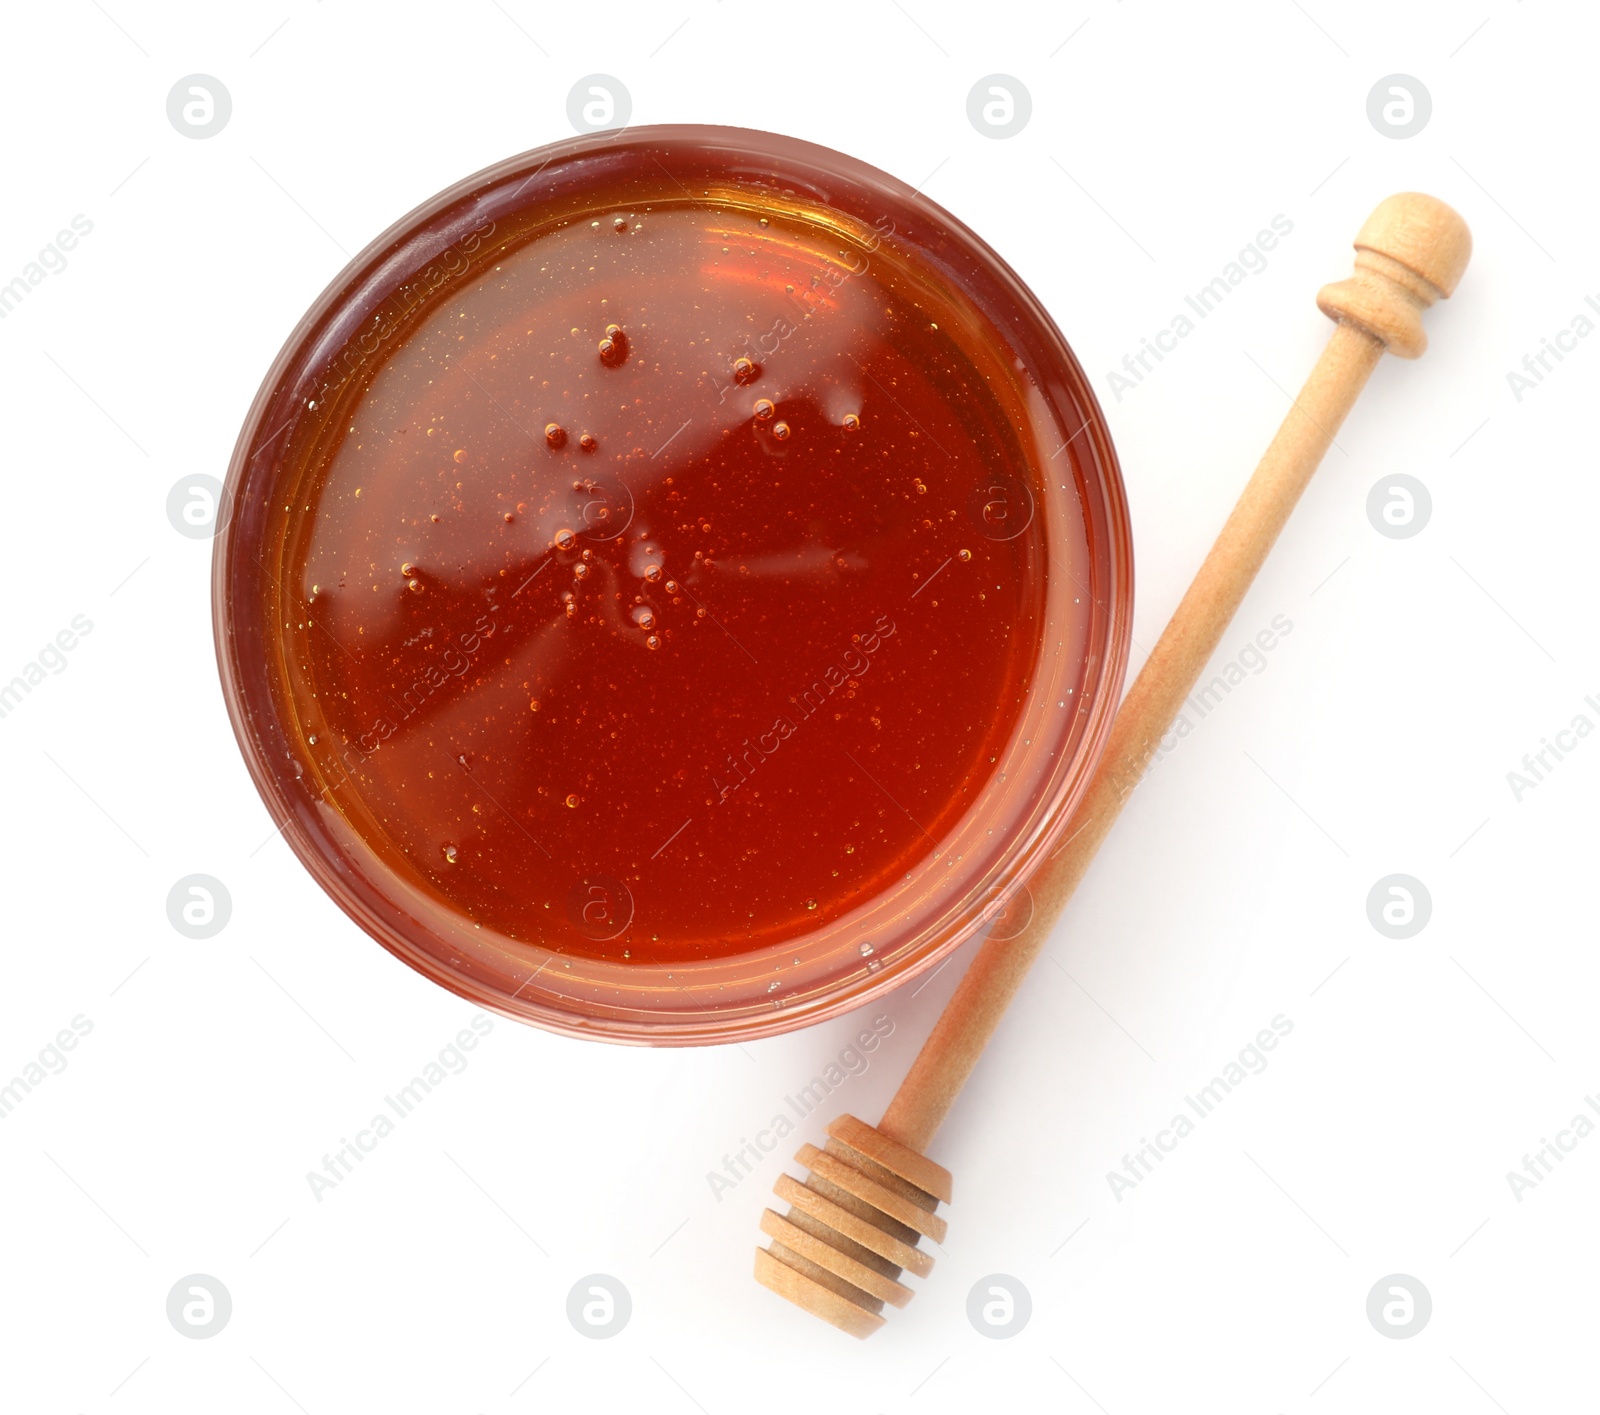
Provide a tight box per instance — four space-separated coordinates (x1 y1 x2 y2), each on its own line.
878 193 1471 1153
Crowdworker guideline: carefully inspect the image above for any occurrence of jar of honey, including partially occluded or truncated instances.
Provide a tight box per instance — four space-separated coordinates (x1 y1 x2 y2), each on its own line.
214 126 1133 1043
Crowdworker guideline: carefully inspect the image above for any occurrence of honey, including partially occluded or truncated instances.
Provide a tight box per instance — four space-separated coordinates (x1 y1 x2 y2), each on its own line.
219 129 1131 1036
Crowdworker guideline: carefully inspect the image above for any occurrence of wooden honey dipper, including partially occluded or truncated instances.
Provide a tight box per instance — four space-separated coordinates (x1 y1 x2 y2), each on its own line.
755 193 1472 1337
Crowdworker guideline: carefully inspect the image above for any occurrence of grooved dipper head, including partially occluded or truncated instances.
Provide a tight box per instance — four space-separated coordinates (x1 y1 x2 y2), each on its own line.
754 1114 952 1338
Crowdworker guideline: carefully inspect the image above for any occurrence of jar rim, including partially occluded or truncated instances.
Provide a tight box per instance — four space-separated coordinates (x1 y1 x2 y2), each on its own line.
212 125 1134 1046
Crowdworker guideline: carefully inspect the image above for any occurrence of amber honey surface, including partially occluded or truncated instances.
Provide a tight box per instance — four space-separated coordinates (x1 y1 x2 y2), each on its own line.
274 179 1082 965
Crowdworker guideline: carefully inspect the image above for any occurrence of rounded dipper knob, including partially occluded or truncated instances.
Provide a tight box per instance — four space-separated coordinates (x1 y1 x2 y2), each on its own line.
1316 192 1472 358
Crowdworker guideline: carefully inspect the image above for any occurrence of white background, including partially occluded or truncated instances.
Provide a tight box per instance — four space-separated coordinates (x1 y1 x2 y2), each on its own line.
2 1 1596 1410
